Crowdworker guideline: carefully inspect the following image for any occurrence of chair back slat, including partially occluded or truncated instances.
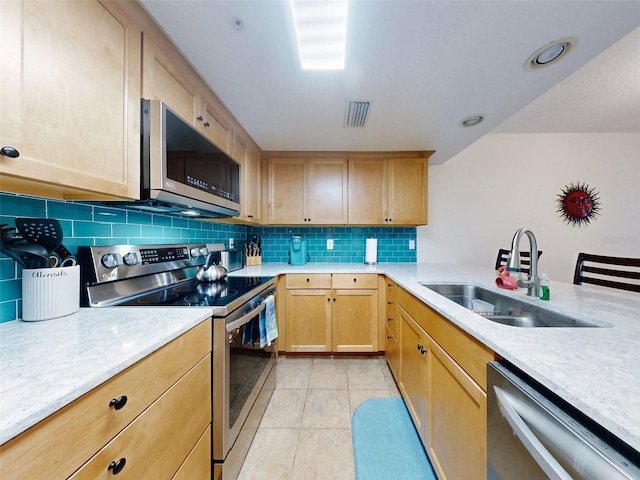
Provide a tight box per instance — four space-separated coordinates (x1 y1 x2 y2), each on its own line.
495 249 543 275
573 253 640 293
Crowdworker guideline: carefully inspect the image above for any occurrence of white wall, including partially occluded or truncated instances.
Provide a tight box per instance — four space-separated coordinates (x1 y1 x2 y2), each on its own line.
417 133 640 283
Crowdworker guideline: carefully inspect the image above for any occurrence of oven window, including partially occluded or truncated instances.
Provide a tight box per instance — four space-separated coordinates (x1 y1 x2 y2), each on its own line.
228 347 272 430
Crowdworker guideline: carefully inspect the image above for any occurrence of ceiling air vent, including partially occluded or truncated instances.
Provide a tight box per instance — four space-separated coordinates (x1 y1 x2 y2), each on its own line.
344 99 372 128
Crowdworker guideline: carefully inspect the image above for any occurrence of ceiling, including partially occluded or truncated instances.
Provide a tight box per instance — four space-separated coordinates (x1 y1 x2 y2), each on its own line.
140 1 640 164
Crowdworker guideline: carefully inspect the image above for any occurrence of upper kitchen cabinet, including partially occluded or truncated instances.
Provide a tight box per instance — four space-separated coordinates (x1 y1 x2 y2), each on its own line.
141 30 198 125
348 152 432 226
263 153 348 225
0 0 141 200
197 94 233 155
230 132 261 224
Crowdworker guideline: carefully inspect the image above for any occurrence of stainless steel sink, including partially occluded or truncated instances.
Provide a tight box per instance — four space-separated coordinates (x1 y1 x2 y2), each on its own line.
420 283 602 328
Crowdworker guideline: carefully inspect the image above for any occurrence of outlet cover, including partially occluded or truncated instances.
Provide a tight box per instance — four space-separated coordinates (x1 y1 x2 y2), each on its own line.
409 240 415 250
327 239 334 250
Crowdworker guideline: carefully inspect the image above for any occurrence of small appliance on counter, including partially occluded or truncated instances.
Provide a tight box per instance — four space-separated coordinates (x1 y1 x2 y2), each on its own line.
289 235 309 266
207 243 243 272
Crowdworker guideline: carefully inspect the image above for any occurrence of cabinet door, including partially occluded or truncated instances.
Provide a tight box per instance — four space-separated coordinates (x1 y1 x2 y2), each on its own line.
285 289 332 352
141 33 197 124
69 355 212 479
198 98 233 154
428 338 487 480
244 144 262 223
387 157 428 225
307 157 348 224
348 158 386 224
398 306 429 445
331 289 378 352
0 0 140 199
266 158 306 224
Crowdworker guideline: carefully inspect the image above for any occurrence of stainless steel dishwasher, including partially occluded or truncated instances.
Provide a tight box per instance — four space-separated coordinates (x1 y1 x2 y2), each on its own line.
487 361 640 480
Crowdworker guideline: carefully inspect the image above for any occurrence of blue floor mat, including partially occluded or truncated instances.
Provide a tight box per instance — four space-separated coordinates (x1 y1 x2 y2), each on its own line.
351 398 437 480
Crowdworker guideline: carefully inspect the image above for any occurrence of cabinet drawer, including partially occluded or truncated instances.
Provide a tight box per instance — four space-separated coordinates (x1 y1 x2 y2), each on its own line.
70 354 212 479
174 425 212 480
0 319 211 480
385 311 398 338
286 273 332 289
385 278 397 301
398 286 426 324
424 308 495 391
332 273 377 289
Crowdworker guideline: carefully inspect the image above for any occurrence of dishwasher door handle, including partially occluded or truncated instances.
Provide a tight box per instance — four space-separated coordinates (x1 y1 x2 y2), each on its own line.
494 386 637 480
494 386 573 480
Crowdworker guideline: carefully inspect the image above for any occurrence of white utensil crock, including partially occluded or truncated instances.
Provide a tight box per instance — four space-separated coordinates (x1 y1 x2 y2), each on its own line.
22 265 80 321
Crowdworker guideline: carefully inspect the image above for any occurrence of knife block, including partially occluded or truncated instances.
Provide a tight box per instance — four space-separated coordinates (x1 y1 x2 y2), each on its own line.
22 265 80 321
246 255 262 266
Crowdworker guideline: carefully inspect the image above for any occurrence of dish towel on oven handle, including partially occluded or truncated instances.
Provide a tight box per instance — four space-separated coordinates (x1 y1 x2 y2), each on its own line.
262 294 278 347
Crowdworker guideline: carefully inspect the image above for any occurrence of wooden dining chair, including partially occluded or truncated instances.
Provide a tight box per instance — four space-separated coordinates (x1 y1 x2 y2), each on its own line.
573 253 640 293
495 249 543 275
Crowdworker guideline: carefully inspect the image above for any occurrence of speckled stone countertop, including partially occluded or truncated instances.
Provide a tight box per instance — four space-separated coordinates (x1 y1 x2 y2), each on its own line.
2 262 638 453
234 262 640 452
0 307 212 445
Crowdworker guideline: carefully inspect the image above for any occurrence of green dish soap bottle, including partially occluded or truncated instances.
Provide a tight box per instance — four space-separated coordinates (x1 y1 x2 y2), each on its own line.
539 273 550 301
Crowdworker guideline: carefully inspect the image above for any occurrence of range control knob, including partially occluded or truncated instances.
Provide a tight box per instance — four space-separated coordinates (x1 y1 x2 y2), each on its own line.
101 253 122 269
123 252 140 266
190 247 208 258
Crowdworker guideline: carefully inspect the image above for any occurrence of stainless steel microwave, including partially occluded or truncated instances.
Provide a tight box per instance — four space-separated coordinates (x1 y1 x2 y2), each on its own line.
107 99 241 218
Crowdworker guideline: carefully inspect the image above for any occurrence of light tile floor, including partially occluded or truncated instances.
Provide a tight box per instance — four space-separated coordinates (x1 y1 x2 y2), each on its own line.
238 355 401 480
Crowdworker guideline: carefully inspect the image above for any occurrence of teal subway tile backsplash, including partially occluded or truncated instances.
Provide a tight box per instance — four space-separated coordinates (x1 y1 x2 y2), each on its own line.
1 192 418 323
0 192 249 323
252 226 417 264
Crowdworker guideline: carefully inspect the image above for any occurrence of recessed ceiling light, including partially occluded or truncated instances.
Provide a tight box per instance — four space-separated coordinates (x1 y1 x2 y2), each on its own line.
524 37 577 71
459 114 486 128
290 0 348 70
231 16 246 32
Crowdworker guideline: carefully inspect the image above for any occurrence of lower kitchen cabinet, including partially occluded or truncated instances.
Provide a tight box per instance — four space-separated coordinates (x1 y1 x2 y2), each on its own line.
285 286 333 352
429 339 487 480
0 320 212 480
397 287 495 480
398 305 430 444
384 279 399 378
283 273 379 353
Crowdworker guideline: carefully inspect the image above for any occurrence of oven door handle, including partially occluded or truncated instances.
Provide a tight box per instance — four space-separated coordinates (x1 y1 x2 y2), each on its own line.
226 301 267 332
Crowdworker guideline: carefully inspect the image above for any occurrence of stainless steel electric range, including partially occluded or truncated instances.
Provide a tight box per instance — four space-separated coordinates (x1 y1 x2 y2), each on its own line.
78 243 277 480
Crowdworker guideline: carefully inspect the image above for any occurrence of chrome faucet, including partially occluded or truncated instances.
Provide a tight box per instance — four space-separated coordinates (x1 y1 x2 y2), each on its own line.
506 227 540 297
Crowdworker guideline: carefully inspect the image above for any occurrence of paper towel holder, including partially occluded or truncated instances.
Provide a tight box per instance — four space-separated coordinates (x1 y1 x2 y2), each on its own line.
365 237 378 265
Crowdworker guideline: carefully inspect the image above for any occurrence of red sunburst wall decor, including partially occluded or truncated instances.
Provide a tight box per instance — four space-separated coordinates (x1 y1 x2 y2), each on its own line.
556 182 602 227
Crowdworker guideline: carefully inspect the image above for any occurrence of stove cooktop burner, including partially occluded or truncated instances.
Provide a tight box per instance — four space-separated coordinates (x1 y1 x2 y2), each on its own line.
117 276 273 308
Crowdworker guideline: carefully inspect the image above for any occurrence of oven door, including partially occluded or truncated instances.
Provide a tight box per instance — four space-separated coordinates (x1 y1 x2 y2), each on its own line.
213 295 276 464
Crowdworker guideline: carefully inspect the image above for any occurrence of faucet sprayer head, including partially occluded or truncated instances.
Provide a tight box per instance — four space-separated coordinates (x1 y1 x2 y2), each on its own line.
506 250 521 272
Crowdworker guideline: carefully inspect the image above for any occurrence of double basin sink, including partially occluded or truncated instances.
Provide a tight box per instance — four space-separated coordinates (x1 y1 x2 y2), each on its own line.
420 283 602 328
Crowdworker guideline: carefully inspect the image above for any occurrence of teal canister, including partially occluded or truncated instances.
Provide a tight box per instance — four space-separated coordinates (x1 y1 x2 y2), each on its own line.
289 235 308 266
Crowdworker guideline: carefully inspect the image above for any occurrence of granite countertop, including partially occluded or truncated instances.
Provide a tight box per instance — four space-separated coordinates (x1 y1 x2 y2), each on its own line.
0 307 212 445
1 262 638 453
233 262 640 452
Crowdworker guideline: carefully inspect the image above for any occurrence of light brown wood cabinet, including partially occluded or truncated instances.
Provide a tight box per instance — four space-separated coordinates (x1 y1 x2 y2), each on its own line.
0 320 212 480
232 132 261 224
397 286 495 480
0 0 141 200
262 153 349 225
384 279 399 378
398 303 430 445
349 153 431 225
284 274 378 353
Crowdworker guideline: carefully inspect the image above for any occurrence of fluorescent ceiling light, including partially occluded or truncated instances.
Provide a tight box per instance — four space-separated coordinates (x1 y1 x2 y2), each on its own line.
290 0 348 70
